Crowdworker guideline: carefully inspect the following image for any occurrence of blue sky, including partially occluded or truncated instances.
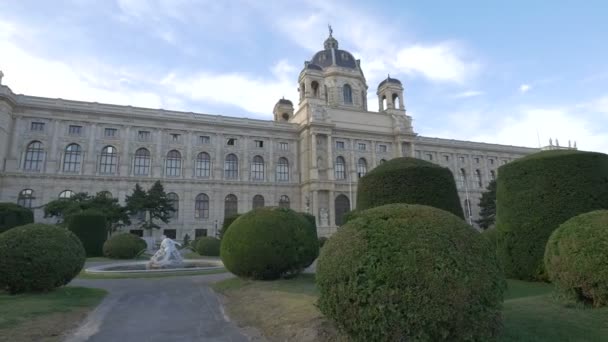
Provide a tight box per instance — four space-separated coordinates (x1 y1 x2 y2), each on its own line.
1 0 607 152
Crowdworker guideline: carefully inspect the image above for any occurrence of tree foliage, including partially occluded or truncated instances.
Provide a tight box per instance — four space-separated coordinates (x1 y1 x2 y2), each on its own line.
0 203 34 234
476 179 496 230
125 181 174 234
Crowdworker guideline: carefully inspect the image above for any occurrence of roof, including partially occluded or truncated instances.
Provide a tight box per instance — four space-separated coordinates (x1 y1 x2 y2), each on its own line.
378 76 402 88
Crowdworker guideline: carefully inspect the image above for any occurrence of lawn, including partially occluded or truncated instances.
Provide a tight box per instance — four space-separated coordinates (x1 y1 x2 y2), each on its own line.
0 286 107 342
214 276 608 342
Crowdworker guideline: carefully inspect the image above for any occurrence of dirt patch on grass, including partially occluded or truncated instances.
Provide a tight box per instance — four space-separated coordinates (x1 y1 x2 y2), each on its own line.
0 307 91 342
215 275 347 342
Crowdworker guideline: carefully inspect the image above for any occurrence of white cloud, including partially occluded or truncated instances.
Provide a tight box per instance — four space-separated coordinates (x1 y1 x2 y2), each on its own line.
394 44 479 84
519 84 531 93
452 90 484 98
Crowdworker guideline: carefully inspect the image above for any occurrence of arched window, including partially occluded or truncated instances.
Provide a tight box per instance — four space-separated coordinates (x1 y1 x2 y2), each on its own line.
224 194 238 219
24 141 44 171
311 81 319 97
458 168 467 188
464 199 472 219
300 82 305 101
195 193 209 219
279 195 290 209
99 146 117 174
165 150 181 177
134 148 151 176
276 157 289 181
195 152 211 178
167 193 179 219
335 156 346 180
59 190 74 199
98 191 112 199
225 154 238 179
381 95 387 111
475 169 483 188
252 195 264 209
335 195 350 226
357 158 368 178
17 189 34 208
392 93 400 109
63 143 82 173
343 84 353 104
251 155 264 180
490 170 496 181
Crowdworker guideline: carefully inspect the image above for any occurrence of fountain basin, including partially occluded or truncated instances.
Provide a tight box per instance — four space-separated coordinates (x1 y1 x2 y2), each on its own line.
85 259 224 275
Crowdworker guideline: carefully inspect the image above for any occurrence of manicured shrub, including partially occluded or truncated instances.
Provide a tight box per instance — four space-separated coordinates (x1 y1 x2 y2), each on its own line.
356 157 464 218
318 236 328 248
219 214 241 239
221 207 319 280
496 150 608 280
545 210 608 307
196 237 221 256
103 233 146 259
316 204 505 341
0 223 85 294
182 233 191 248
0 203 34 234
297 212 319 268
68 210 107 257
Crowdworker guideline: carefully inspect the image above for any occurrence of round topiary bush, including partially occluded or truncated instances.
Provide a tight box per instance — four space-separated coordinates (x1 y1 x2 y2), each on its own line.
316 204 505 341
219 214 241 239
221 207 319 280
356 157 464 218
544 210 608 307
0 203 34 234
496 150 608 280
103 233 146 259
68 210 107 257
0 223 85 294
196 237 221 256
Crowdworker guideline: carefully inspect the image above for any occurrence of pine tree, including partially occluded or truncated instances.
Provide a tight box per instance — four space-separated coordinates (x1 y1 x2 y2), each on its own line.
476 179 497 230
125 181 174 235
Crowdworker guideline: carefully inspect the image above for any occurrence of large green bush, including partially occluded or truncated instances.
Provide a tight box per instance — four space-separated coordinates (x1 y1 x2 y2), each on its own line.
196 237 221 256
297 212 319 268
356 157 464 218
68 210 107 257
0 203 34 234
103 233 146 259
0 224 85 294
545 210 608 307
221 207 319 280
496 150 608 280
316 204 505 341
219 214 241 239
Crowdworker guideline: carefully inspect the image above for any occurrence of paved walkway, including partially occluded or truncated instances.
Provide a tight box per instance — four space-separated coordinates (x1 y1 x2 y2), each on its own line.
65 273 252 342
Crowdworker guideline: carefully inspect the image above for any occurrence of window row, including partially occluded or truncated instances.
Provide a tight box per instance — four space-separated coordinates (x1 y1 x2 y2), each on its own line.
457 168 496 189
23 142 291 181
334 157 386 180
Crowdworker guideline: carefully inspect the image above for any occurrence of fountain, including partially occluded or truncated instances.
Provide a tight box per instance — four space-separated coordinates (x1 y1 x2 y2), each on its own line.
85 236 223 275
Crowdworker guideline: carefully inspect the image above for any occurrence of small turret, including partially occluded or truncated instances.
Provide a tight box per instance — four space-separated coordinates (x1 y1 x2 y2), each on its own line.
377 75 405 113
273 98 294 122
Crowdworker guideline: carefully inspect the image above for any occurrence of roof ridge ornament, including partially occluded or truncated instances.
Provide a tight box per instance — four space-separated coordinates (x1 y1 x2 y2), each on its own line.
328 24 333 37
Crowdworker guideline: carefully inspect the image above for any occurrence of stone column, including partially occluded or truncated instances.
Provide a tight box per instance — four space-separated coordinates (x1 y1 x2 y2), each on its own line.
312 190 319 226
185 131 193 178
87 123 97 175
329 190 335 228
327 134 334 181
120 126 130 176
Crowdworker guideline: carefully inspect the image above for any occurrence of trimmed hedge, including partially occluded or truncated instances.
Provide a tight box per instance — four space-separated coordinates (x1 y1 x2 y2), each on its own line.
316 204 505 341
221 207 319 280
0 224 85 294
356 157 464 218
496 150 608 280
545 210 608 307
103 233 146 259
297 212 319 268
68 210 107 257
318 236 328 248
0 203 34 234
196 237 221 256
219 214 241 239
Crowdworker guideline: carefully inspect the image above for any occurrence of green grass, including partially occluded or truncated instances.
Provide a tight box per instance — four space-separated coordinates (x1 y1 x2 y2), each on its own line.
0 286 107 329
215 276 608 341
77 267 227 279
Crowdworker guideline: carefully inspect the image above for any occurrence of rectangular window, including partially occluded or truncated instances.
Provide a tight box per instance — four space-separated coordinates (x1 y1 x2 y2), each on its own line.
459 156 465 163
68 125 82 135
227 138 236 146
444 155 450 162
129 229 144 237
377 144 387 153
358 143 366 151
254 140 264 148
195 229 208 238
138 130 151 141
426 153 433 161
475 157 480 163
163 229 177 239
104 128 117 137
336 141 345 149
170 133 180 142
489 158 495 165
279 142 288 151
199 135 210 144
31 122 45 131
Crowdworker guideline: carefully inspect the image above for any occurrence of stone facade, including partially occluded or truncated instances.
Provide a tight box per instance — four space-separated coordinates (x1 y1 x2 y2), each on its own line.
0 33 539 239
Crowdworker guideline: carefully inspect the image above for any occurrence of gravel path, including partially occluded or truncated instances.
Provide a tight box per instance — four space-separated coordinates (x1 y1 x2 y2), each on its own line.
65 273 251 342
